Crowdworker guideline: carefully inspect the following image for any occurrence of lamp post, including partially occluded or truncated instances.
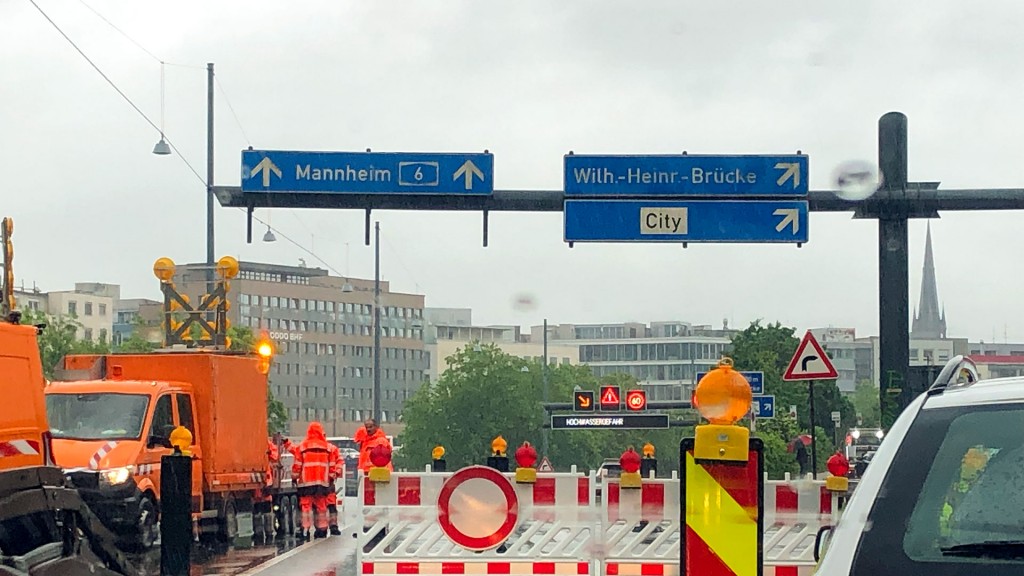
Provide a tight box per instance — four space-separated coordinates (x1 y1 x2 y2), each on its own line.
542 319 550 458
373 221 382 424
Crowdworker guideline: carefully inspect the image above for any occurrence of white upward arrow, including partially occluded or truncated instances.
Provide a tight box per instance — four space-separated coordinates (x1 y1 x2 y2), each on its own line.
773 208 800 234
453 160 484 190
774 162 801 188
251 157 282 187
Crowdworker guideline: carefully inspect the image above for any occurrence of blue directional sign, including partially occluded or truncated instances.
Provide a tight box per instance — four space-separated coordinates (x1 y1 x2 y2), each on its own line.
240 150 494 195
751 395 775 419
564 154 808 197
564 200 808 243
697 371 764 394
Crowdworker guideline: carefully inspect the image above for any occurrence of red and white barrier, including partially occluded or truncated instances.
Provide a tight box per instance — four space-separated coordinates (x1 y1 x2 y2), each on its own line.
357 467 599 576
598 473 839 576
356 467 838 576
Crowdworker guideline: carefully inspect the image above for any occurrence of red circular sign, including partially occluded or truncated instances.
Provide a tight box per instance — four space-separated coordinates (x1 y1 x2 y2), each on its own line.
626 389 647 410
437 466 519 551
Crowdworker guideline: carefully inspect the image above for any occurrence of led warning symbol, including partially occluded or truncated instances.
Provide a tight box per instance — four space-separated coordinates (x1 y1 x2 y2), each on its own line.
574 390 595 412
626 389 647 411
599 385 621 411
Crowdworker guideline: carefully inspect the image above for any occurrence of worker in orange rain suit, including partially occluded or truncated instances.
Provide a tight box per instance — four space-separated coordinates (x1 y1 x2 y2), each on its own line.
354 418 394 473
292 422 337 541
325 442 343 536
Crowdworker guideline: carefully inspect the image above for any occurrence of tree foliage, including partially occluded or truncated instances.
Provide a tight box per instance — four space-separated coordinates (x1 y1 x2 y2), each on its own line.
851 380 882 427
395 344 688 473
19 308 109 379
729 320 851 475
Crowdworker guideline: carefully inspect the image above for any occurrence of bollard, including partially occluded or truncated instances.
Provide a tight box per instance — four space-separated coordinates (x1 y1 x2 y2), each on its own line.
160 446 192 576
640 457 657 478
431 445 447 472
487 435 510 472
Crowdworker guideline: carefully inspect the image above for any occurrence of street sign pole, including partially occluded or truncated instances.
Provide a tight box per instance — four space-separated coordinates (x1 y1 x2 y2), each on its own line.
808 380 816 477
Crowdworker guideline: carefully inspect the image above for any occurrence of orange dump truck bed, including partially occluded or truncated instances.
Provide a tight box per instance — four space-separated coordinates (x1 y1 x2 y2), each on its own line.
63 352 268 480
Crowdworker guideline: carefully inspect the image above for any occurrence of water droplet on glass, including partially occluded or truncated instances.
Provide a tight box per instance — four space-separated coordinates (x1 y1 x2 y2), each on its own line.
832 161 882 201
511 293 537 313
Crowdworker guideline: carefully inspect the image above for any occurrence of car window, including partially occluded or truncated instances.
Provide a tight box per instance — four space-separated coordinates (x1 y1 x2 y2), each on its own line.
149 395 174 443
850 402 1024 575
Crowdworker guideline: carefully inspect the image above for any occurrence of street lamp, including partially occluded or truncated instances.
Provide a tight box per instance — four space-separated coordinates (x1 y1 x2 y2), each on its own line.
152 62 217 284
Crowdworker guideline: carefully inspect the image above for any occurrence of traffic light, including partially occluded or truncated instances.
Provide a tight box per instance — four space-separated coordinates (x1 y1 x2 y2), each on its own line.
255 331 274 375
625 389 647 411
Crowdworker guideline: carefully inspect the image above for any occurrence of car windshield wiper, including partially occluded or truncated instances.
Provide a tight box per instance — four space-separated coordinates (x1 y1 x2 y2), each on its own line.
941 540 1024 559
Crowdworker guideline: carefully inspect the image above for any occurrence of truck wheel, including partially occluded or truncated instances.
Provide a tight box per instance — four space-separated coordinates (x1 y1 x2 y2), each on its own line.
135 496 159 550
220 498 239 543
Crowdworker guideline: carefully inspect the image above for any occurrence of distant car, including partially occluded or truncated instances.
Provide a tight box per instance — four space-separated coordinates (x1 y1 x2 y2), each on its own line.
595 459 621 500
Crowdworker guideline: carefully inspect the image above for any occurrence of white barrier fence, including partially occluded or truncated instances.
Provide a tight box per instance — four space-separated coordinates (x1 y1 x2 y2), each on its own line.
355 468 839 576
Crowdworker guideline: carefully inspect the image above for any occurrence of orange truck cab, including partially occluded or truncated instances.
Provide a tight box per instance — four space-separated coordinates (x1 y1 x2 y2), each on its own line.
0 216 136 575
46 350 291 546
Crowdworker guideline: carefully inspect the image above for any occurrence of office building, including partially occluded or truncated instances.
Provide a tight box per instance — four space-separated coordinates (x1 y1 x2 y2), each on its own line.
175 261 427 437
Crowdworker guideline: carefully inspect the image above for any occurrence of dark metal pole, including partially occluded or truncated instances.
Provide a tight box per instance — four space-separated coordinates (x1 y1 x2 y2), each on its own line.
808 380 817 477
877 112 910 428
160 448 192 576
206 63 215 287
542 318 549 457
373 221 382 424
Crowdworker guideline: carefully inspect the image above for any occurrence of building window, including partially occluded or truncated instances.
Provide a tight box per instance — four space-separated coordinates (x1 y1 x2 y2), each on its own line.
99 329 108 343
99 303 107 316
84 328 93 341
84 302 93 316
68 301 77 316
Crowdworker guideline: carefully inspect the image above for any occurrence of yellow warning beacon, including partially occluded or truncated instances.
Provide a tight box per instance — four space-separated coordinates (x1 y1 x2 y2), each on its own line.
692 357 752 462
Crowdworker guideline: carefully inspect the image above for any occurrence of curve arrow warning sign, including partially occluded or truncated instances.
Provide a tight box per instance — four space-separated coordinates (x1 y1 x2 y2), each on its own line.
783 330 838 381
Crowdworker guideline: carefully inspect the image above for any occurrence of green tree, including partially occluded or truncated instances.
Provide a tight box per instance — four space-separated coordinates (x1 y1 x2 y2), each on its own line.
228 325 256 351
729 320 851 477
267 385 289 435
851 380 882 427
19 308 109 379
396 344 690 474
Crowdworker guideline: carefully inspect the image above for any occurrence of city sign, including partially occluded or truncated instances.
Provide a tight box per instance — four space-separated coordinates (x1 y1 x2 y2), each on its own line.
240 150 494 195
563 200 808 243
751 395 775 419
564 154 808 197
625 389 647 411
550 414 670 430
599 385 621 411
573 390 595 412
696 371 764 395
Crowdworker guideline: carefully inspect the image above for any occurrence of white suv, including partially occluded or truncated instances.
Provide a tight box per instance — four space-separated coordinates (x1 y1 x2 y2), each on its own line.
815 355 1024 574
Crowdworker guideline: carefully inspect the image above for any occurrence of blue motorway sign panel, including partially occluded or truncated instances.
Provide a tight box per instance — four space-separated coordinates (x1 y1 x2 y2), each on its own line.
696 371 764 394
564 200 808 243
564 154 808 197
752 395 775 419
240 150 494 195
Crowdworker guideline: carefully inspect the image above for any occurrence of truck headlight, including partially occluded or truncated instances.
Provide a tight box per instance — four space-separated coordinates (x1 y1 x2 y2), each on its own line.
100 467 133 486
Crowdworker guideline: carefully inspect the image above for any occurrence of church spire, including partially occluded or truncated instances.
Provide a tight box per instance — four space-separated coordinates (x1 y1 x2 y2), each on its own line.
912 221 946 338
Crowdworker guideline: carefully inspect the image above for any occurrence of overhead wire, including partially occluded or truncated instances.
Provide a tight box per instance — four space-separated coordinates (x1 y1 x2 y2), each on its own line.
30 0 370 281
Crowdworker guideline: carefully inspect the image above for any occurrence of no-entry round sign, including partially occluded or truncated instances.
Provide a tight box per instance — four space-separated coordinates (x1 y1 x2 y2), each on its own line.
437 465 519 551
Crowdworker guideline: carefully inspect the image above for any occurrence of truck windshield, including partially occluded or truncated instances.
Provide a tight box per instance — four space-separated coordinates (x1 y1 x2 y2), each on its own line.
46 393 150 441
850 402 1024 575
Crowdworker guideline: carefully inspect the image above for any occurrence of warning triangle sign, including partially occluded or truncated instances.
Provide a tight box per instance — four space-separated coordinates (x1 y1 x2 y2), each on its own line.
538 457 553 472
783 330 838 381
602 387 619 404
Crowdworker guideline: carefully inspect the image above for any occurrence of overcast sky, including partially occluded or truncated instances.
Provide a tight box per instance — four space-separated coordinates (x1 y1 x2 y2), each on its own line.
4 1 1024 342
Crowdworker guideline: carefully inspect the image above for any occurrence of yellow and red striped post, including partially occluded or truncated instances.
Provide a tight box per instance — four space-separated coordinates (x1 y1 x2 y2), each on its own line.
682 357 763 576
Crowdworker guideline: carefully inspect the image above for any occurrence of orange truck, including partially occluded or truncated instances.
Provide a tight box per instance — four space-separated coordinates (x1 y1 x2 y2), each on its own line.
43 256 309 549
46 350 301 548
0 216 136 575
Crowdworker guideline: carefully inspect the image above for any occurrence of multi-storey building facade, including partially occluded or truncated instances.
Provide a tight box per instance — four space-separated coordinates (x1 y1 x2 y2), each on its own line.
540 321 737 401
175 261 427 437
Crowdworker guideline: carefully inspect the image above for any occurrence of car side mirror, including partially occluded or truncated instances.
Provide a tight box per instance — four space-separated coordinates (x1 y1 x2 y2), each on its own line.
814 525 834 562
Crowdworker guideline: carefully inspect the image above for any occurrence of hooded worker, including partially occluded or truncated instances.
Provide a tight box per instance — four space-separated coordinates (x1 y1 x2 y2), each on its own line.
292 422 337 541
325 441 343 535
354 418 393 472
